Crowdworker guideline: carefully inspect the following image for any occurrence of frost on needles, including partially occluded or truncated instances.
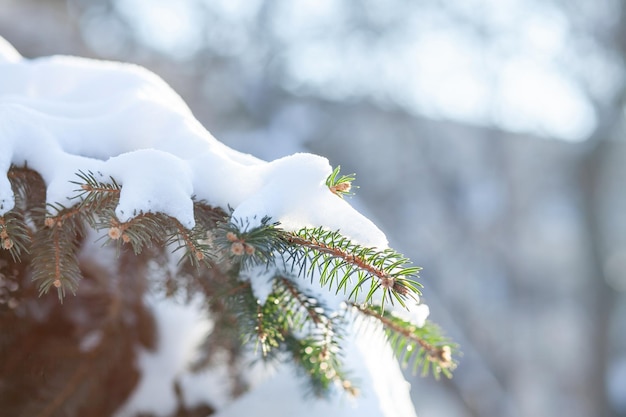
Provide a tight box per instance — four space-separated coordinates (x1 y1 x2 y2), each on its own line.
0 37 457 417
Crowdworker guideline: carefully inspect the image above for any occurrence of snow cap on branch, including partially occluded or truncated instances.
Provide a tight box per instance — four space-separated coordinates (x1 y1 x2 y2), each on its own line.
0 36 387 247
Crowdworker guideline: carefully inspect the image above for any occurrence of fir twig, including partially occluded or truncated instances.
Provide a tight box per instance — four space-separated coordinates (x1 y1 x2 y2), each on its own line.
221 279 285 356
214 216 285 269
166 215 213 267
281 227 422 309
274 276 354 397
31 211 84 301
0 212 31 262
352 303 458 378
70 170 121 225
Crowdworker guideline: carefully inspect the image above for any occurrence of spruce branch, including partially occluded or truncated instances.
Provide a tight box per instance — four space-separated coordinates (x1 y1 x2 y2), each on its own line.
213 215 285 269
71 170 121 202
0 212 30 262
69 170 121 225
214 216 423 309
1 162 459 401
184 201 227 267
164 214 213 267
281 227 422 309
219 278 285 357
351 303 458 379
273 276 354 397
283 332 356 398
105 213 169 254
7 165 47 229
212 271 354 397
31 211 84 301
274 276 327 329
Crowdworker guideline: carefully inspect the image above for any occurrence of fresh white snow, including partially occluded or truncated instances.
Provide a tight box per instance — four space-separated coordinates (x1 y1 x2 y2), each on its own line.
0 43 386 246
0 37 427 417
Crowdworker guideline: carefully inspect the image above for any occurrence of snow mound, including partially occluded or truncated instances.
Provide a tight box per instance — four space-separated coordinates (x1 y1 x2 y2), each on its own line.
0 37 386 247
0 37 423 417
0 36 21 62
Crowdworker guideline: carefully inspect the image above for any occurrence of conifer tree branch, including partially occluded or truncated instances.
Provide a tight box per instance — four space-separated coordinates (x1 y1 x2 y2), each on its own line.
0 213 31 262
271 276 355 397
276 276 325 326
279 227 422 308
31 214 83 300
351 303 457 378
213 216 285 269
1 162 459 404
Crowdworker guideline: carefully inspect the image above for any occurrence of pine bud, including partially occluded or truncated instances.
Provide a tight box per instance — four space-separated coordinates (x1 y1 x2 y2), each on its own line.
380 275 395 289
438 345 453 368
230 241 245 256
195 251 204 261
108 227 122 240
44 217 56 228
226 231 238 242
331 182 351 194
121 233 131 243
53 279 62 288
2 238 13 250
342 380 359 397
244 243 255 255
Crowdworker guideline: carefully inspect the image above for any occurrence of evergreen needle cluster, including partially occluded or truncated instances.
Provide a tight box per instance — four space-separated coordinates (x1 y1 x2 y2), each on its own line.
0 164 458 400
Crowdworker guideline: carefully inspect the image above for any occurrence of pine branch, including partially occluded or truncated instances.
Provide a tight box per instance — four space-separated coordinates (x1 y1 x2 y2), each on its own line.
1 162 459 403
274 276 355 397
7 165 47 223
283 332 357 398
211 271 355 397
281 227 422 309
351 303 458 378
274 276 327 329
69 170 121 226
163 214 213 267
220 279 285 356
0 212 30 262
213 215 285 269
31 212 84 301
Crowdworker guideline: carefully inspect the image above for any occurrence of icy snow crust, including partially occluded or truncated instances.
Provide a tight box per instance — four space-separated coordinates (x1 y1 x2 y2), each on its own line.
0 46 386 247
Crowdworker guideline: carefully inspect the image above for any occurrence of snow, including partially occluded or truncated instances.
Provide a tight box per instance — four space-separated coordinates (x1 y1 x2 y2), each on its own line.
0 36 21 63
392 304 430 328
0 45 386 247
114 295 226 417
213 320 418 417
0 37 424 417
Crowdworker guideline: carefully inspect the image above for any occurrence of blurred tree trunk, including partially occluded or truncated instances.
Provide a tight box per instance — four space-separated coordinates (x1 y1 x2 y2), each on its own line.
579 138 618 417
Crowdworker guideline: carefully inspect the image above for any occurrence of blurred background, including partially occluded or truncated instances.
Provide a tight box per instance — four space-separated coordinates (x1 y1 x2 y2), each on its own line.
1 0 625 416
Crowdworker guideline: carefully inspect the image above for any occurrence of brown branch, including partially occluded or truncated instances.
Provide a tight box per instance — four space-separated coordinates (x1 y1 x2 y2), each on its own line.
52 226 62 289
